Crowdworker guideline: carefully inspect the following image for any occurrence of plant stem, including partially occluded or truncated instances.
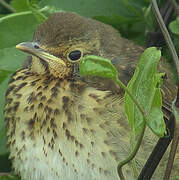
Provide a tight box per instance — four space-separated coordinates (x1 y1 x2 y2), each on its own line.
152 1 179 178
152 0 179 79
115 78 147 179
164 89 179 179
0 0 16 13
163 122 179 180
117 116 146 180
0 7 48 22
26 0 47 22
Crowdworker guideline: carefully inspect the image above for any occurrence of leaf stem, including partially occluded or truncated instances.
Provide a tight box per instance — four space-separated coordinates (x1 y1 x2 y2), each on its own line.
117 115 146 180
115 78 147 179
0 7 48 22
26 0 47 22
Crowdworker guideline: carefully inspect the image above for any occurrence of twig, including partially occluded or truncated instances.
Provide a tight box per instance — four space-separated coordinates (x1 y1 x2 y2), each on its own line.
0 0 16 13
164 88 179 179
151 1 179 179
163 121 179 180
152 0 179 79
146 1 173 47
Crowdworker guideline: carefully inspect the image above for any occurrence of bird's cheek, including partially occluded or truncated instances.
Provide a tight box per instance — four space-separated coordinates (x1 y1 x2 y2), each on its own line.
48 61 73 79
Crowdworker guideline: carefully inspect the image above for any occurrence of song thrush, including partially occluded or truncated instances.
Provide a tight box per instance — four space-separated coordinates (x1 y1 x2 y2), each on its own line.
4 12 178 180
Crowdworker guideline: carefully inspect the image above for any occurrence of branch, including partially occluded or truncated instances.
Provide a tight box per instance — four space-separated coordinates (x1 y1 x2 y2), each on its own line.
163 122 179 180
152 0 179 79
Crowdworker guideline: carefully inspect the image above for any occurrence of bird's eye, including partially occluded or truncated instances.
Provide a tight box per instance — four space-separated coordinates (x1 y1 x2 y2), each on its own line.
67 50 82 62
34 45 40 49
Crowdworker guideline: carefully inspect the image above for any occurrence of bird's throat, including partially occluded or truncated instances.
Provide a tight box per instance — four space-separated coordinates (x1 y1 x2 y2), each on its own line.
30 56 48 75
30 56 73 79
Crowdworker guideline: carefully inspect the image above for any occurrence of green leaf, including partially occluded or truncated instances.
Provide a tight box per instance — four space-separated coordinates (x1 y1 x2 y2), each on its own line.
172 100 179 123
0 13 39 49
0 154 11 172
0 47 26 71
80 55 118 81
175 167 179 180
0 76 11 156
0 175 19 180
39 0 133 18
0 70 13 84
147 88 165 137
120 0 143 17
169 17 179 35
124 47 165 137
80 48 165 137
26 0 48 23
143 5 155 31
10 0 29 12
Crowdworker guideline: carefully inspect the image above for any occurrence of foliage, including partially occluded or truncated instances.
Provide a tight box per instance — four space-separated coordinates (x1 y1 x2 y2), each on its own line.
80 47 165 178
80 48 165 138
0 0 178 179
124 47 165 137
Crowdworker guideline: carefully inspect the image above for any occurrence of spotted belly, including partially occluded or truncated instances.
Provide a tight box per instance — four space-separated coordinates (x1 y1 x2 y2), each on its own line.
4 68 178 180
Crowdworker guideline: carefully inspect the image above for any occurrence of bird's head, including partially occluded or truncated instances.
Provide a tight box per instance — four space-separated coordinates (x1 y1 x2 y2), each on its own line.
16 12 113 79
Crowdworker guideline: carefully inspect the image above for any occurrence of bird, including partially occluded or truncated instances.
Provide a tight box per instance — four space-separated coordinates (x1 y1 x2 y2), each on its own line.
4 12 178 180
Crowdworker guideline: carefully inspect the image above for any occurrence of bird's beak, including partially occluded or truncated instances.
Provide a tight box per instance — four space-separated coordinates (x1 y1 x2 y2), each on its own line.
16 42 66 66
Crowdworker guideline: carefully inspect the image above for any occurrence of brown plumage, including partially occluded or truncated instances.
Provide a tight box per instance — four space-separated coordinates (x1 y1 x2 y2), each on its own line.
4 12 178 180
